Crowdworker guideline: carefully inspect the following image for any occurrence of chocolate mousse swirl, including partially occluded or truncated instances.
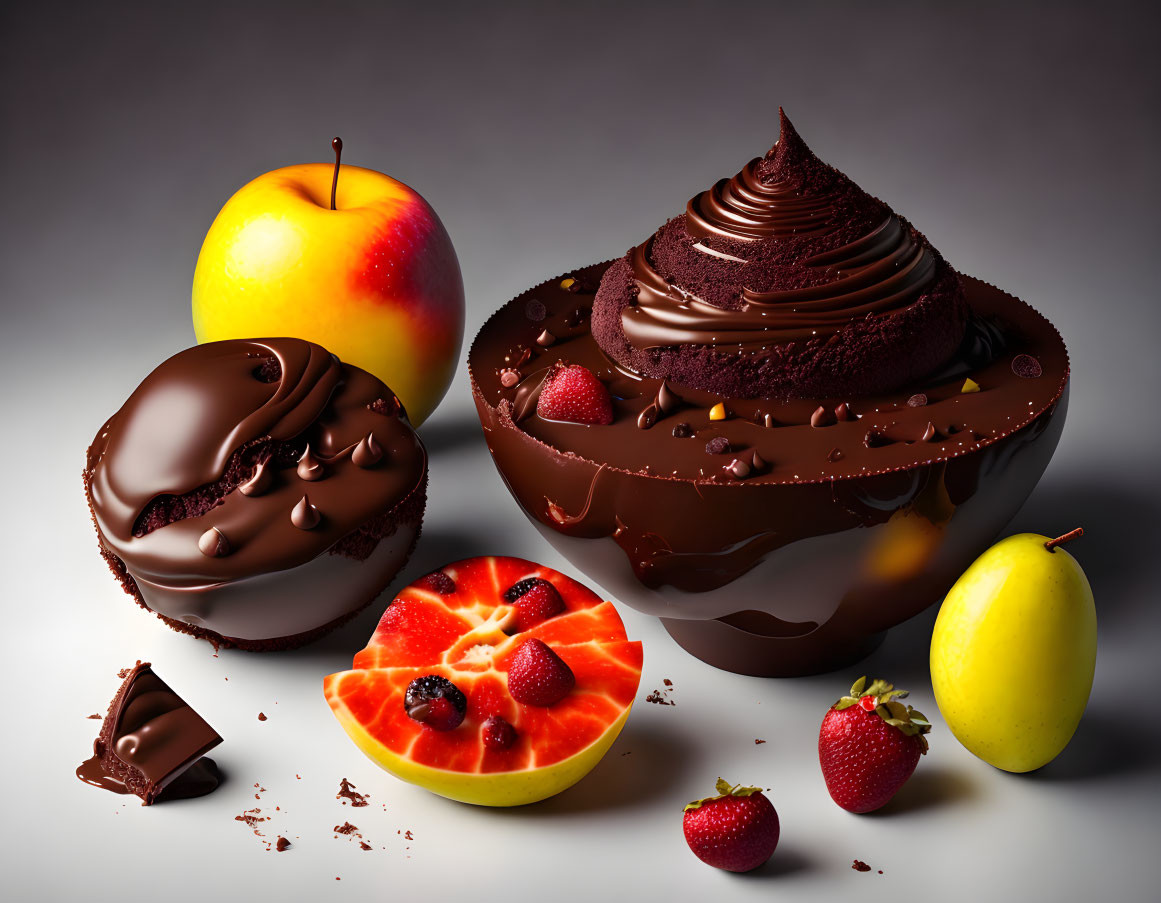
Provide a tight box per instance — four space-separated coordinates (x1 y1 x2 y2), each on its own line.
592 110 967 399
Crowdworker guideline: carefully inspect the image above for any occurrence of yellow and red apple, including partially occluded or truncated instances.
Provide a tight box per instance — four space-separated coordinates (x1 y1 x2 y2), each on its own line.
192 160 463 425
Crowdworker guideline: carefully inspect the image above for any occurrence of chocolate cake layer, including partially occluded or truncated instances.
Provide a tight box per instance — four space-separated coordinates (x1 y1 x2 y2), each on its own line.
77 662 221 804
85 338 427 645
591 111 968 399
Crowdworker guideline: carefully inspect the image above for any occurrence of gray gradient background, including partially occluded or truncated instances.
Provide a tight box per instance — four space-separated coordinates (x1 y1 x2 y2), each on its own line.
2 2 1159 901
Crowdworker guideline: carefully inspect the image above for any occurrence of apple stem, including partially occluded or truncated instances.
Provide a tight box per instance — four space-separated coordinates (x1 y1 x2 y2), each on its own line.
330 137 343 210
1044 527 1084 552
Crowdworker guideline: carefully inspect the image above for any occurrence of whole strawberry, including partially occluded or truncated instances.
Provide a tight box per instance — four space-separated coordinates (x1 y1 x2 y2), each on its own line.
818 677 932 813
536 363 614 425
507 638 575 706
683 779 780 872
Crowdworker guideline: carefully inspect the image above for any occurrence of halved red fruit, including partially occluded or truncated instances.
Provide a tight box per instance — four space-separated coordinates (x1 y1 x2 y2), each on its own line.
324 556 643 806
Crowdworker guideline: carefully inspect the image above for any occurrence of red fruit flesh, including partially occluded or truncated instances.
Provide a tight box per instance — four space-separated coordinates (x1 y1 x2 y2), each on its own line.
415 571 456 595
818 706 924 813
536 363 614 425
683 791 780 872
507 639 576 707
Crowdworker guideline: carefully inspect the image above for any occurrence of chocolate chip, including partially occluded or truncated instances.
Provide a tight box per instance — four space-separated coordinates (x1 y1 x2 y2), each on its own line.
750 450 767 472
536 329 555 347
864 429 891 448
352 433 382 468
656 380 682 415
834 402 857 422
1011 354 1043 379
921 422 940 442
906 393 928 407
524 298 547 322
762 413 776 429
705 436 731 455
827 447 844 462
810 406 836 428
239 459 273 497
672 422 693 438
637 404 658 430
500 369 519 388
297 445 325 481
725 458 751 479
515 347 533 367
291 495 321 530
197 526 231 558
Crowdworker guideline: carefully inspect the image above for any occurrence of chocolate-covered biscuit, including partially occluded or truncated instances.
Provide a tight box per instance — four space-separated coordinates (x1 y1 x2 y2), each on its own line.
84 338 427 650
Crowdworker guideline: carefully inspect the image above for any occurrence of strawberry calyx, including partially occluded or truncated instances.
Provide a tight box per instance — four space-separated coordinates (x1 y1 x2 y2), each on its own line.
832 676 932 752
684 778 765 812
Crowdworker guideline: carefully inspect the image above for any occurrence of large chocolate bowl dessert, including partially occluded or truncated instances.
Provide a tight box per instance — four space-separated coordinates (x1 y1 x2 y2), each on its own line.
469 112 1068 676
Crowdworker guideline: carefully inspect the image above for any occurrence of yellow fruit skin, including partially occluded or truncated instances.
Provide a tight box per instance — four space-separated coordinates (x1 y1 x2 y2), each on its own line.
192 163 464 426
328 703 632 807
930 533 1095 772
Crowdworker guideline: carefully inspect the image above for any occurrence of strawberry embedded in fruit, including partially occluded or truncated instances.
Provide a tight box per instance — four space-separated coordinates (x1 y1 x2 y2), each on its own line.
818 677 932 813
404 675 467 731
416 570 456 595
507 638 575 707
683 779 780 872
504 578 565 631
482 715 518 751
536 363 614 425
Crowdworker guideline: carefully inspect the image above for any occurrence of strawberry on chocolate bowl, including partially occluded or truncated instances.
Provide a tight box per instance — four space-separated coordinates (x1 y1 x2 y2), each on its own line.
469 111 1069 676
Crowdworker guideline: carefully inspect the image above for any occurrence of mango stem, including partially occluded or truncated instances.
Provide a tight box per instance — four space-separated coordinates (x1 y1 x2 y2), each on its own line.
1044 527 1084 552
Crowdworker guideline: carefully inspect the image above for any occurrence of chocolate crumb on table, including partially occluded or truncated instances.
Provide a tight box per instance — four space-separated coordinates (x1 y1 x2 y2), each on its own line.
258 712 267 721
852 859 872 872
755 739 767 745
337 777 370 807
86 713 101 719
359 841 373 851
334 822 359 835
276 836 291 852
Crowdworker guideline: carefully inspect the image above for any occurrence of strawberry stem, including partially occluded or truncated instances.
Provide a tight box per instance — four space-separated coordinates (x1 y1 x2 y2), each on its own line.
1044 527 1083 553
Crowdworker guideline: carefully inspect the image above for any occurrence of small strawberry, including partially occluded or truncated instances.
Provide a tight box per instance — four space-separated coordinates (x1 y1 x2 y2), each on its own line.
482 715 518 751
683 779 780 872
504 578 565 631
507 638 575 706
536 363 614 425
415 570 456 595
818 676 932 813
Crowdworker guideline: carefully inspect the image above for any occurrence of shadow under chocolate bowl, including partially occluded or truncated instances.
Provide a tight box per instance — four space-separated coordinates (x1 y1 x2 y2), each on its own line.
468 112 1068 677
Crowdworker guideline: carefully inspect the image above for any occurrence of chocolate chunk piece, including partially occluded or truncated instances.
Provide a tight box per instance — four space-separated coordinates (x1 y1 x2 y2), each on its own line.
810 406 836 428
76 662 221 805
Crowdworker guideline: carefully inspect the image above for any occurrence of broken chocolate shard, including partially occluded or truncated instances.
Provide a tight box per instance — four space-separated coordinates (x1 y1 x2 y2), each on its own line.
276 836 291 852
921 422 940 442
76 662 221 805
536 329 556 347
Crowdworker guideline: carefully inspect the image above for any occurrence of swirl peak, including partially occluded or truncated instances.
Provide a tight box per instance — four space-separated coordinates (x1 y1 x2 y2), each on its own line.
590 113 968 399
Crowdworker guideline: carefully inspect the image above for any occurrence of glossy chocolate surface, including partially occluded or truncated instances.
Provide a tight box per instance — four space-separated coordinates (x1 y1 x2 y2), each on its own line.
469 263 1068 674
77 663 221 804
85 338 427 643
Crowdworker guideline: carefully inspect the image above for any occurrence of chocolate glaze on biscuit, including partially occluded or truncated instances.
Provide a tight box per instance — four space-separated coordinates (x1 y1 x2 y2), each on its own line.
84 338 427 649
